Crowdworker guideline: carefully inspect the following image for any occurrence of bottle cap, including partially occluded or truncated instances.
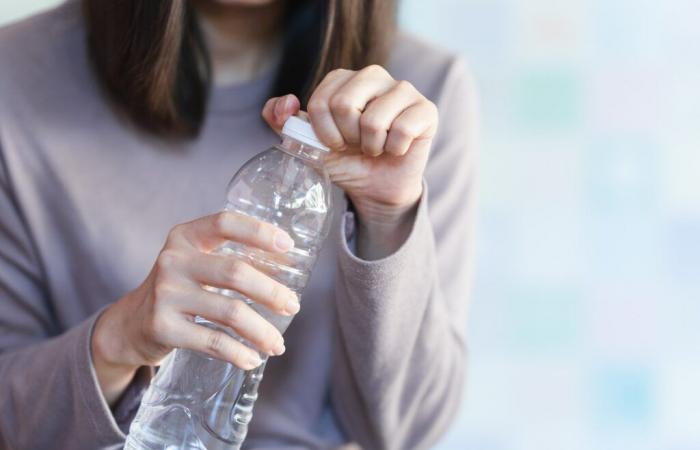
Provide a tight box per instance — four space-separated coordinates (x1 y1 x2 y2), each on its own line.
281 116 330 152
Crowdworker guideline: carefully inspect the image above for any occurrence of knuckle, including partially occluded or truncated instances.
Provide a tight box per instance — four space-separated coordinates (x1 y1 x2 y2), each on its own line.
424 99 439 117
152 280 177 304
252 220 267 241
396 79 416 94
307 98 328 116
165 224 185 246
155 249 180 274
329 94 355 116
224 259 245 287
206 330 225 355
393 122 415 141
249 220 272 247
360 113 385 134
223 300 242 327
394 80 420 100
213 211 232 235
363 64 388 77
329 68 349 78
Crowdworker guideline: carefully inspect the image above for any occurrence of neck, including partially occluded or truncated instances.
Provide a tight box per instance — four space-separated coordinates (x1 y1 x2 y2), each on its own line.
193 1 284 86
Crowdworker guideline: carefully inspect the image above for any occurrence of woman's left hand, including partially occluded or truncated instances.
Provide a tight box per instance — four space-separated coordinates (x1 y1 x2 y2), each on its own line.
262 65 438 228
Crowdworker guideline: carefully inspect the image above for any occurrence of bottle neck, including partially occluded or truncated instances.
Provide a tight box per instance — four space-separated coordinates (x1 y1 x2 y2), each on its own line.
278 136 327 167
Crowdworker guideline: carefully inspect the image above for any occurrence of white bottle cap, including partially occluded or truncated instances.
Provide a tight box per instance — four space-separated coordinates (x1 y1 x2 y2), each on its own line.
281 116 330 152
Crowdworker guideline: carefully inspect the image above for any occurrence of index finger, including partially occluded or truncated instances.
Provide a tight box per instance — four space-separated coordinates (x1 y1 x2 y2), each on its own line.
307 68 356 151
179 211 295 254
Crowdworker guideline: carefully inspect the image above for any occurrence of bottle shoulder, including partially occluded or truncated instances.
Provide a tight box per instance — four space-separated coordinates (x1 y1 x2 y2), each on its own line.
225 147 333 246
231 147 330 188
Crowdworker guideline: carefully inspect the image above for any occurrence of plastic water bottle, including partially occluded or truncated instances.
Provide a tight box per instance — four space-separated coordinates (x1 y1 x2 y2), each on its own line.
125 116 333 450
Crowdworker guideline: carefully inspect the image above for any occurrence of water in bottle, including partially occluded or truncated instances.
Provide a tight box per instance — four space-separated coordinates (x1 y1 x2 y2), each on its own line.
125 116 333 450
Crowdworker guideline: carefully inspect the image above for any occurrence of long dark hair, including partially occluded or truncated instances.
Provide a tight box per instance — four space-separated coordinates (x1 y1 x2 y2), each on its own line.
82 0 397 137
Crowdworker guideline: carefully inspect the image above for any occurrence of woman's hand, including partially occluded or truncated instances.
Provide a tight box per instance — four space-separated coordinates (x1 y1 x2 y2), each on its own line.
91 212 300 405
262 65 438 258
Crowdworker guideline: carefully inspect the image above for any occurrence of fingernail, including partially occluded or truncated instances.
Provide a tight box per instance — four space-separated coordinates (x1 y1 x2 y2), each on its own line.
282 95 292 112
272 339 286 356
248 352 263 368
284 294 300 315
274 232 294 252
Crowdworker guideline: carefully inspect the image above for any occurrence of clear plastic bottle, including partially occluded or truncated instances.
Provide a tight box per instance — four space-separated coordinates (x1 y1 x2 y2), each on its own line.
125 116 333 450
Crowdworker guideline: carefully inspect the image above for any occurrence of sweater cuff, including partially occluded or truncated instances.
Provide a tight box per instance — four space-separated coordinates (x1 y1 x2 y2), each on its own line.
72 308 131 443
337 180 432 278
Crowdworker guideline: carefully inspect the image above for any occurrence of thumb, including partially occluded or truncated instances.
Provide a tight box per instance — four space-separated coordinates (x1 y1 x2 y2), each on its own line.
262 94 301 134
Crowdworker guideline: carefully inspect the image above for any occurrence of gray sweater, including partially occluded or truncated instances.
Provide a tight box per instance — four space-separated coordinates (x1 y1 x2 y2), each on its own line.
0 3 477 450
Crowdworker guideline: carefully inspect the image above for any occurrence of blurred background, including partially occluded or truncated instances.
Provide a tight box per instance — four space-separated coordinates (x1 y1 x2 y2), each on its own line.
2 1 699 449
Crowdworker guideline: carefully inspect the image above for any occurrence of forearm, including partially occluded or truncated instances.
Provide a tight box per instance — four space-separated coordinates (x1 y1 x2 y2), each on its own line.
331 189 468 449
332 305 466 450
0 313 128 448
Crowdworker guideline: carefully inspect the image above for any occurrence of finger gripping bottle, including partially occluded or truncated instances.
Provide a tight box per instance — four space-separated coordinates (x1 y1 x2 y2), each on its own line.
125 116 333 450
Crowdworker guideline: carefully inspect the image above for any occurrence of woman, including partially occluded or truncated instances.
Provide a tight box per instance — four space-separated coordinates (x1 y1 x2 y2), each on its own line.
0 0 477 449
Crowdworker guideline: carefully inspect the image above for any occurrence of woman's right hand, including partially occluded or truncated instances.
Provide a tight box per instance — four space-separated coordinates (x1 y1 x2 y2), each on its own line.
91 211 300 405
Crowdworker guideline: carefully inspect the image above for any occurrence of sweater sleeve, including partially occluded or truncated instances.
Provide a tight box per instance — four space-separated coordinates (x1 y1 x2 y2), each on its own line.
330 57 479 450
0 146 150 449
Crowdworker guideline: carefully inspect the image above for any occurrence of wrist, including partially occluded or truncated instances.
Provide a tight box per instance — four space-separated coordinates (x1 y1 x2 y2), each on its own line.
350 184 423 228
91 302 140 405
350 190 421 261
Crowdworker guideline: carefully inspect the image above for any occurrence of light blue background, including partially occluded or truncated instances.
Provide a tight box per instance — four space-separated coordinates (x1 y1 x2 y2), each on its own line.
399 1 700 449
2 2 699 449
